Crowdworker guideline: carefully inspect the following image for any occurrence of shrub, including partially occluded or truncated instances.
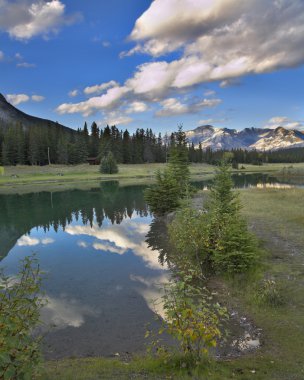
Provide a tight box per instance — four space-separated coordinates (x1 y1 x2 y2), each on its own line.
147 270 227 364
0 256 44 379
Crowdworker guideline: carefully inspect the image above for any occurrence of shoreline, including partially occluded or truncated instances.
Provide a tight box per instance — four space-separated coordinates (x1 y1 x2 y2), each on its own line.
1 162 303 194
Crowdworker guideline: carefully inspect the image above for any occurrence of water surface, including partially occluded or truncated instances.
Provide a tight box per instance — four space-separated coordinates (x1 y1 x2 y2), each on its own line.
0 174 303 359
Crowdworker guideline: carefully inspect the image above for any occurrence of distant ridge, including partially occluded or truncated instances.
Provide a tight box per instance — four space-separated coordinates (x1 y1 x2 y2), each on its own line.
186 125 304 151
0 93 74 133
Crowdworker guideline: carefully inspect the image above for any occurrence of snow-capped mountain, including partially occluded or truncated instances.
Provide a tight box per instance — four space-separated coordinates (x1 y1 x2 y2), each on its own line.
185 125 304 151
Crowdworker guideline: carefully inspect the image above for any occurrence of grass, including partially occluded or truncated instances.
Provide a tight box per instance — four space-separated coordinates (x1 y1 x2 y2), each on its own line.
1 162 304 194
44 187 304 379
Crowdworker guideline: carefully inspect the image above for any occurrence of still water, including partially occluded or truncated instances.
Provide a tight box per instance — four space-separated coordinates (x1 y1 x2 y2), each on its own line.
0 174 302 359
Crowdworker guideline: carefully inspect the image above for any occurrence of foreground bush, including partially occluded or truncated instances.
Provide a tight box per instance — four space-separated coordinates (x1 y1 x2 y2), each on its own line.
0 256 44 379
147 270 227 365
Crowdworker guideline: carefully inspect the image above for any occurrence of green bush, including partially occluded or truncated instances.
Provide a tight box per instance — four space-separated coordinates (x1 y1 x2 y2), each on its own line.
99 151 118 174
0 256 44 379
147 270 227 365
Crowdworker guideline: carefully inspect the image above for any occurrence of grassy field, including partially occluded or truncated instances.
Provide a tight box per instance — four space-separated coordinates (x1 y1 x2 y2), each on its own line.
1 162 304 193
44 187 304 380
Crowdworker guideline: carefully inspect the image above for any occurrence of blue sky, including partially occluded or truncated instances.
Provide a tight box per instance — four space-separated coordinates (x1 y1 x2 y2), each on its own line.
1 0 303 133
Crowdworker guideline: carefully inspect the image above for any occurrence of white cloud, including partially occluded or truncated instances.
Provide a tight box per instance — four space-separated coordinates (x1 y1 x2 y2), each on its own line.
219 78 241 88
56 85 129 117
126 0 304 84
31 94 45 102
41 294 97 329
101 111 133 126
65 218 164 270
15 52 22 60
77 240 88 248
16 235 54 246
68 89 78 97
156 97 221 117
264 116 304 131
126 101 148 114
16 62 36 68
41 237 54 244
84 80 118 95
0 0 80 40
57 1 304 120
17 235 40 246
0 50 4 61
6 93 30 106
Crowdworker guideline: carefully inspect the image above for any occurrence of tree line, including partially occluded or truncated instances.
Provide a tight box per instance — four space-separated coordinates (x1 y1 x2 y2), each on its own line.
1 120 303 165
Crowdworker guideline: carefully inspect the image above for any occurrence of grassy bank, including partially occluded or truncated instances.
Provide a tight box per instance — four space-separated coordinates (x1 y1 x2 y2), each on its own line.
1 162 304 194
44 187 304 379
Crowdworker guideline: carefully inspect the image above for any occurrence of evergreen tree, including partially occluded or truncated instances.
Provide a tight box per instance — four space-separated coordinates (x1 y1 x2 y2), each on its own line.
145 126 190 215
206 161 259 273
168 125 190 197
99 151 118 174
145 170 180 215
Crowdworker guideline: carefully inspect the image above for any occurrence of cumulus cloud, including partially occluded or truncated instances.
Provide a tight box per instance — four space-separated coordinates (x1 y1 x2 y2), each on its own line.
219 78 241 88
84 80 118 95
56 85 129 117
31 94 45 102
65 218 164 270
17 235 40 246
101 111 133 126
6 93 30 105
57 1 304 120
6 93 45 105
16 235 54 246
156 97 221 117
69 89 78 97
0 0 80 40
264 116 304 130
126 101 148 114
126 0 304 84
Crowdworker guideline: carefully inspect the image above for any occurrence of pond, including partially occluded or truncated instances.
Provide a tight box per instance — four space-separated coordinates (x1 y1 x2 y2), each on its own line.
0 174 303 359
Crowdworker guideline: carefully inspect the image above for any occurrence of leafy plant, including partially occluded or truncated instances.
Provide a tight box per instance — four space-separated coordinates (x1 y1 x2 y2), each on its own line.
0 256 45 379
146 270 227 365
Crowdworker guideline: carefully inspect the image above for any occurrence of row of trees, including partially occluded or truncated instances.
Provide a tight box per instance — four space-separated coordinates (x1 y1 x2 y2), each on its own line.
1 120 304 166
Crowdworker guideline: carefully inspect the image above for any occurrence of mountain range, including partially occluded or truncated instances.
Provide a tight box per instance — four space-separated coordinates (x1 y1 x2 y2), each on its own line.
186 125 304 151
0 93 73 133
1 93 303 151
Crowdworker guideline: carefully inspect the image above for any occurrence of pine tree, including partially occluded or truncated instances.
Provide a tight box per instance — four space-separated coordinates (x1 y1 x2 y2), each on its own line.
206 161 259 274
145 126 190 215
99 151 118 174
168 125 190 197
